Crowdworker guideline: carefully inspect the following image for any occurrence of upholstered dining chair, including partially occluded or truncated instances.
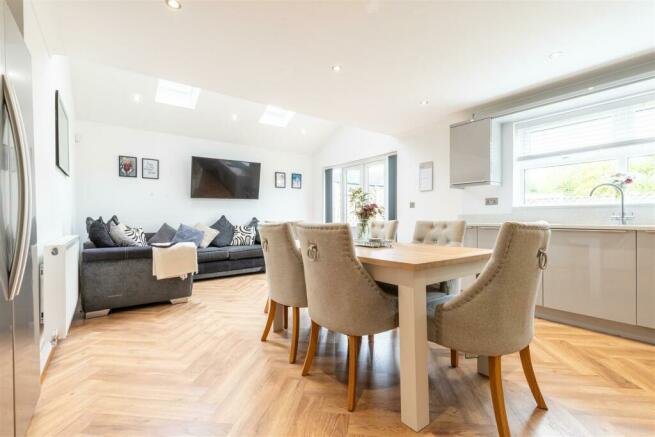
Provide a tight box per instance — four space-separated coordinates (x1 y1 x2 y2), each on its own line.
370 220 399 241
295 223 399 412
413 220 466 294
259 223 308 364
427 221 550 437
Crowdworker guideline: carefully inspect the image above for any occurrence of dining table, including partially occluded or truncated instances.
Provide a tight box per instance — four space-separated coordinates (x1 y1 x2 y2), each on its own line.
273 242 493 432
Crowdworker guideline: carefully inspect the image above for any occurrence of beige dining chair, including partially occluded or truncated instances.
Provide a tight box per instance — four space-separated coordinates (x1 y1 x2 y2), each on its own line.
370 220 399 241
259 223 308 364
413 220 466 294
427 221 550 437
295 223 399 411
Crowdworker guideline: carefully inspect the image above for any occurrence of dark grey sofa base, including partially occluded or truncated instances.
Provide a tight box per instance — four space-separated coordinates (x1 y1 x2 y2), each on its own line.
81 257 192 313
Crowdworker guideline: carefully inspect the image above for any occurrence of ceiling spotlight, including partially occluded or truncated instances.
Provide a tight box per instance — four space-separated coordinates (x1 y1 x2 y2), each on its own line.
231 114 239 121
165 0 182 10
331 65 342 73
548 51 563 60
132 93 142 103
420 99 429 106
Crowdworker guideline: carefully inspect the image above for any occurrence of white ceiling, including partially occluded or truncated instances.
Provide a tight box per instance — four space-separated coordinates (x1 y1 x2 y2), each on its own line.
68 60 339 153
34 0 655 135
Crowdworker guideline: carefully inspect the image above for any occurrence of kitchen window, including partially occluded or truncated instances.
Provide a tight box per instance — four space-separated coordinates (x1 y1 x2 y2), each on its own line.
514 93 655 206
324 154 397 224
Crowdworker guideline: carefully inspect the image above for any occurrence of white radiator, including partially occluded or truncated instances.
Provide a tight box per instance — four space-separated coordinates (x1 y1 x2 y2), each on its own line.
43 235 79 340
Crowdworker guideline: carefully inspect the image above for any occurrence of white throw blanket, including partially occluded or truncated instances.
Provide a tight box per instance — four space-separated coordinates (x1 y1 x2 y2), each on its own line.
152 242 198 280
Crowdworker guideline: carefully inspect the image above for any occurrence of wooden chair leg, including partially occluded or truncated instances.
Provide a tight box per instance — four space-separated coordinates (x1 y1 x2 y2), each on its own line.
264 298 269 314
289 307 300 364
347 335 359 412
260 301 277 342
519 345 548 410
302 321 320 376
451 349 459 368
489 356 510 437
283 305 288 329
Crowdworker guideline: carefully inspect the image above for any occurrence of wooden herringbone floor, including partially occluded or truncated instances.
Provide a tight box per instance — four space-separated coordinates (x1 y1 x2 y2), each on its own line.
28 274 655 436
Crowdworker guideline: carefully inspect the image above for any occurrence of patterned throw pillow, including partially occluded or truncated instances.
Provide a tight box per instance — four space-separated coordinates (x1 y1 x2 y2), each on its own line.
230 225 256 246
109 223 147 247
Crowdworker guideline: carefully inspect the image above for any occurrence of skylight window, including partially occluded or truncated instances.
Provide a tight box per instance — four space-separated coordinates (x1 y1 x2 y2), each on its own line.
155 79 200 109
258 105 295 127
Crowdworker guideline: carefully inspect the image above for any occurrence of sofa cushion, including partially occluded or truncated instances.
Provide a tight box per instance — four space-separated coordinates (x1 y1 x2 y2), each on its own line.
197 247 230 263
149 222 177 244
172 224 204 247
88 218 116 248
210 215 234 247
248 217 261 243
83 246 153 262
230 225 256 246
226 244 263 260
110 223 147 247
194 223 220 248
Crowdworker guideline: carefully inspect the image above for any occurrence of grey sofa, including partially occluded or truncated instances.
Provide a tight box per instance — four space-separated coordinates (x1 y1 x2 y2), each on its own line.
80 237 265 316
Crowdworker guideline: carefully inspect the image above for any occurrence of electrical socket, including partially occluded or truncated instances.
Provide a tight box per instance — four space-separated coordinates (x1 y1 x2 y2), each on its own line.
485 197 499 206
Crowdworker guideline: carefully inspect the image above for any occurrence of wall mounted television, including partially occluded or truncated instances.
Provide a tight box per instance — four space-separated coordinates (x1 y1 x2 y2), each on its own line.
190 156 261 199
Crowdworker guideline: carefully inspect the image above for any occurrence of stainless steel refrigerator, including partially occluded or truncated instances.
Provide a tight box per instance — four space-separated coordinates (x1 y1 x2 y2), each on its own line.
1 2 41 436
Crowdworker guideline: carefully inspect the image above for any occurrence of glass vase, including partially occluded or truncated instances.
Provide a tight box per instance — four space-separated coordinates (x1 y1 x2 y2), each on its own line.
356 220 370 241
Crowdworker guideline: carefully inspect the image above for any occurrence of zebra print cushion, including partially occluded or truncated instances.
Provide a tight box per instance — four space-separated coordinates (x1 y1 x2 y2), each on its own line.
109 223 148 247
230 225 256 246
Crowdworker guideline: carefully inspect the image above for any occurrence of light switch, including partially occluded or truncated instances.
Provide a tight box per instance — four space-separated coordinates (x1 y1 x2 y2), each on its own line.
409 201 415 208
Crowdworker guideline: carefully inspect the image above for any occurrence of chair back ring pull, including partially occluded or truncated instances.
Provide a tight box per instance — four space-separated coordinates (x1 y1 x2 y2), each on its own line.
537 249 548 270
307 243 319 261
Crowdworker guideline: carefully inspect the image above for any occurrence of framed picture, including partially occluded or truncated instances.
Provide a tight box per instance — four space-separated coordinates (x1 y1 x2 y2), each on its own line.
55 90 70 176
291 173 302 189
275 172 286 188
118 156 137 177
419 161 433 191
142 158 159 179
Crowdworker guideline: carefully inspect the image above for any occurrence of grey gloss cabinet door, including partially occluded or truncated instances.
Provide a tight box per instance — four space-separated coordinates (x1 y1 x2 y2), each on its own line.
543 230 636 324
637 231 655 329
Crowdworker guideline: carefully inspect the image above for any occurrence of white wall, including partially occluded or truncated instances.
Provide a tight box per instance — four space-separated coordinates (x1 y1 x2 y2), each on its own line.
74 121 313 236
25 5 77 246
312 113 467 242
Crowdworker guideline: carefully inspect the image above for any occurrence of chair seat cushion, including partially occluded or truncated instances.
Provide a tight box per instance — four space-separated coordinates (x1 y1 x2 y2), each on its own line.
226 245 263 260
197 247 230 263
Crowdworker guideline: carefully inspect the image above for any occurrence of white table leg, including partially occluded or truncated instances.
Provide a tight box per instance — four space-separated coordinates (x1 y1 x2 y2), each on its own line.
477 355 489 376
273 304 284 332
398 279 430 431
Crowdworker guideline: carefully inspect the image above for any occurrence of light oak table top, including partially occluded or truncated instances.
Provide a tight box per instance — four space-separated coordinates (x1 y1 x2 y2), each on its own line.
355 242 492 271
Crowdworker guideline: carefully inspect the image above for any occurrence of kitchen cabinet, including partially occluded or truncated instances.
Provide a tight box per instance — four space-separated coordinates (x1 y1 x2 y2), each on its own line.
450 118 501 187
637 231 655 329
543 229 636 325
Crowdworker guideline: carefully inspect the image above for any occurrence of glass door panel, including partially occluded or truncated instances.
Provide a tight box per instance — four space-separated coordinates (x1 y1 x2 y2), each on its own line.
345 165 362 226
365 160 386 217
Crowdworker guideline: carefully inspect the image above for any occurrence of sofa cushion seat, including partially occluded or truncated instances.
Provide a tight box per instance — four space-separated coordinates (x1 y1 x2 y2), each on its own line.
197 247 230 263
83 246 152 262
226 245 263 260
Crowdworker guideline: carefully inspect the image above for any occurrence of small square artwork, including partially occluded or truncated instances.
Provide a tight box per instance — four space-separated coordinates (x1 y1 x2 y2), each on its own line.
118 156 137 177
291 173 302 189
275 172 286 188
142 158 159 179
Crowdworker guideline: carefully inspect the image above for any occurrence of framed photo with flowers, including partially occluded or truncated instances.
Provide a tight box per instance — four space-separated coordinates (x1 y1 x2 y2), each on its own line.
118 155 137 177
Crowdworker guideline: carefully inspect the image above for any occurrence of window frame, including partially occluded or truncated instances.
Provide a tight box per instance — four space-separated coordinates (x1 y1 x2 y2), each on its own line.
324 153 394 224
512 92 655 207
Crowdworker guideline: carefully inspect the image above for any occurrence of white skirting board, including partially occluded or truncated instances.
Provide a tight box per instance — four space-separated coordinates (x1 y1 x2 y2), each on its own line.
41 235 79 352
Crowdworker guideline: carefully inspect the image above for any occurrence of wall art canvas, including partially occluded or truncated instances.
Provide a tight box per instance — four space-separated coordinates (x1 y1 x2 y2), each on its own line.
291 173 302 189
119 156 137 177
142 158 159 179
275 172 286 188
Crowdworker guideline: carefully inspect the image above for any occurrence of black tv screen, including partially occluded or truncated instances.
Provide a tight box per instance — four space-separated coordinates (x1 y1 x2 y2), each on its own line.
190 156 261 199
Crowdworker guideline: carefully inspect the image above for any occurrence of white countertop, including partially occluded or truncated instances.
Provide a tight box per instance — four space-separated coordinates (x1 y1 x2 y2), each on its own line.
467 223 655 231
